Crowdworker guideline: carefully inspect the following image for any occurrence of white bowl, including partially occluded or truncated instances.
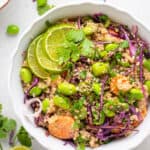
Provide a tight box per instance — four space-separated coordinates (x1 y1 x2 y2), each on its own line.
9 2 150 150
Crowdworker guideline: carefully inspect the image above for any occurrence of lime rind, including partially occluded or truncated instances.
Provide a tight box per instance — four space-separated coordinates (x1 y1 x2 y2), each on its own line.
36 36 62 73
10 145 31 150
27 36 50 79
44 24 75 63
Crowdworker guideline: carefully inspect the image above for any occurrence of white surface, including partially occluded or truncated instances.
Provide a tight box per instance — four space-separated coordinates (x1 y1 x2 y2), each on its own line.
0 0 150 150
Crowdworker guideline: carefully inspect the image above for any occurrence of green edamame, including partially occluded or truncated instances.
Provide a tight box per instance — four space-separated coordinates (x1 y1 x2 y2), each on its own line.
7 24 19 35
53 95 70 110
105 43 119 52
145 80 150 94
103 102 115 117
29 86 42 97
92 62 109 76
99 50 108 58
58 82 77 96
129 88 143 101
42 98 50 113
92 83 101 95
143 59 150 72
20 68 32 83
93 111 105 125
83 23 97 35
78 107 87 120
37 0 47 7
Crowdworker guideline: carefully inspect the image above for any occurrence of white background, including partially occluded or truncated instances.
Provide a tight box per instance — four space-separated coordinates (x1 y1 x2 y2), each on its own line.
0 0 150 149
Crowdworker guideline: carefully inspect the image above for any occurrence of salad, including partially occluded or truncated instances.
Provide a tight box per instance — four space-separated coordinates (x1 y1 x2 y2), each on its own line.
20 14 150 149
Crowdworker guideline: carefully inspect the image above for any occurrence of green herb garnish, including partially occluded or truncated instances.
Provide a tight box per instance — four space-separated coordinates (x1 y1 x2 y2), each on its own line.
80 38 95 57
67 29 85 43
17 126 32 147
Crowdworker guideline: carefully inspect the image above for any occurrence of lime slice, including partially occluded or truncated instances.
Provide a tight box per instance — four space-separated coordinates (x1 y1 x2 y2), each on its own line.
27 36 50 79
44 24 75 62
10 145 31 150
36 36 62 73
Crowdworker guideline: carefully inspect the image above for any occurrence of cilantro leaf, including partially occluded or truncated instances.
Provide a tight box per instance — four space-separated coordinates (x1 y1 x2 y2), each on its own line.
17 126 32 147
80 38 95 57
70 43 81 62
0 130 7 139
0 143 2 150
66 29 85 43
2 119 16 132
77 143 85 150
56 46 72 64
79 71 87 79
120 40 129 48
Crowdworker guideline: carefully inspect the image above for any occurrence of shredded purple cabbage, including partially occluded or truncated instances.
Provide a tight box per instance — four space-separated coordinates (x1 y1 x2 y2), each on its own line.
120 26 137 56
87 104 93 125
77 16 81 29
24 77 39 103
95 41 112 45
92 13 102 22
131 25 138 38
9 130 15 146
99 76 108 110
130 106 143 122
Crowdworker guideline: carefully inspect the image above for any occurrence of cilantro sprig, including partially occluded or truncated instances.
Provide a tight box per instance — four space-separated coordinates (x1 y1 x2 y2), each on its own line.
59 29 95 66
0 104 32 149
17 126 32 147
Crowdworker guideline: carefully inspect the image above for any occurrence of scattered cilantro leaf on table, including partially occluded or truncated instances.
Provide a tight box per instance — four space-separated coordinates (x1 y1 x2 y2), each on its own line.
17 126 32 147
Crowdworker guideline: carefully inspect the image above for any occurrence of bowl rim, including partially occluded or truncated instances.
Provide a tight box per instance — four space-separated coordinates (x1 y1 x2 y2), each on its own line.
8 1 150 150
0 0 10 9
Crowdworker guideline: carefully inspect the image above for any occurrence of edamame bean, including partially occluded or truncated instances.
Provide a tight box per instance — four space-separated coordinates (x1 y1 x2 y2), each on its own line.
53 95 70 110
145 80 150 94
103 102 115 117
78 107 87 120
143 59 150 72
92 62 109 76
37 0 47 7
7 24 19 35
42 98 50 113
20 68 32 83
119 103 129 111
99 50 108 58
105 43 119 52
58 82 77 96
83 24 97 35
129 88 143 101
93 111 105 125
92 83 101 95
29 86 42 97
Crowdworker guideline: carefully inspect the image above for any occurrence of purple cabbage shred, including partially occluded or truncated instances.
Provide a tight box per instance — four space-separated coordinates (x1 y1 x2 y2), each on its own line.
24 77 39 103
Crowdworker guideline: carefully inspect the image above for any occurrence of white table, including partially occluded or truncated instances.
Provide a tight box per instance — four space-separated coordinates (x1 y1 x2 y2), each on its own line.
0 0 150 149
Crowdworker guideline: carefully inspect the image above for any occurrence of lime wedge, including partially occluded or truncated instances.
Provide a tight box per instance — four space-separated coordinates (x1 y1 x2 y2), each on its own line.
27 36 50 79
36 36 62 73
10 145 31 150
44 24 75 63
